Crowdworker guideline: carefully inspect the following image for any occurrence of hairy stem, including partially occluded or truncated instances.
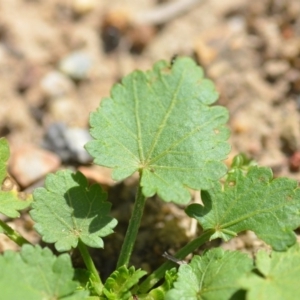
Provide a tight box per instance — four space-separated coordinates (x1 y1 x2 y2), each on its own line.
78 240 103 293
117 184 147 268
138 230 213 293
0 219 31 246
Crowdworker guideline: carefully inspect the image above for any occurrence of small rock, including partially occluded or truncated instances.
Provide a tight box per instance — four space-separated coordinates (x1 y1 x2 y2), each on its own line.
281 38 300 60
64 127 93 163
9 145 61 188
127 25 156 54
289 151 300 172
259 149 286 174
101 9 130 53
17 64 41 94
279 102 300 152
194 38 217 65
43 123 70 161
72 0 98 15
194 27 230 66
207 61 231 79
231 114 251 134
245 70 277 102
253 19 282 58
221 236 245 251
47 97 85 124
242 231 271 253
59 51 93 80
78 166 115 187
43 122 92 163
40 71 75 98
211 0 246 17
264 60 289 78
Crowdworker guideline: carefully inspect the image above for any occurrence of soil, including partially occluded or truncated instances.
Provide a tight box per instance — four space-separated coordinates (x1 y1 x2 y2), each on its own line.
1 0 300 278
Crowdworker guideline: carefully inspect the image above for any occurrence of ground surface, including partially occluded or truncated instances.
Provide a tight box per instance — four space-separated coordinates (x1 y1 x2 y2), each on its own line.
1 0 300 276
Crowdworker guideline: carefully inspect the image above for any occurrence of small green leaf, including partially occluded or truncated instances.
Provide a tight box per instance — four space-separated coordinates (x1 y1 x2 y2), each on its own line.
74 269 103 297
0 138 9 183
230 153 255 170
86 57 230 204
138 268 177 300
30 170 117 251
166 248 252 300
0 244 89 300
240 243 300 300
0 190 32 218
0 138 31 218
186 166 300 251
103 265 147 300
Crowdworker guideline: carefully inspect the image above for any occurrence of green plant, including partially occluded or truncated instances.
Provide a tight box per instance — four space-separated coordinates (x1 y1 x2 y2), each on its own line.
1 57 300 300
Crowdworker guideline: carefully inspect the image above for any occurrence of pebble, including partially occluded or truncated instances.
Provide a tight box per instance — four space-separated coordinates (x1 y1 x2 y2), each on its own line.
263 60 289 78
279 103 300 152
43 122 92 164
72 0 98 15
245 70 277 102
194 38 217 65
221 236 245 251
253 19 282 58
289 151 300 172
40 71 75 98
231 114 251 134
78 166 115 187
47 97 84 124
9 145 61 188
194 27 229 66
64 127 93 163
59 51 93 80
281 38 300 59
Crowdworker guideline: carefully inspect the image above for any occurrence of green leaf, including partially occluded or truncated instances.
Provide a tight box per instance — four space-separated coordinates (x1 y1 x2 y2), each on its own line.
165 248 252 300
0 189 32 218
30 170 117 251
103 265 147 300
0 137 9 183
74 268 103 297
0 138 31 218
138 269 178 300
86 57 230 204
230 153 255 170
240 243 300 300
186 166 300 251
0 244 89 300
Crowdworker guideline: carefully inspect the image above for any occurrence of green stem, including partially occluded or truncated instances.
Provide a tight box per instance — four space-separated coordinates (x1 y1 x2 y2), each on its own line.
0 219 31 246
138 230 213 293
117 184 147 268
77 240 103 293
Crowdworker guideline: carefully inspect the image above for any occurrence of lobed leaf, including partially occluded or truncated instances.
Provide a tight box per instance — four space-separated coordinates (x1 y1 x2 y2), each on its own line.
30 170 117 251
0 190 32 218
103 265 147 300
186 166 300 251
0 244 89 300
240 243 300 300
165 248 252 300
86 57 230 204
0 138 31 218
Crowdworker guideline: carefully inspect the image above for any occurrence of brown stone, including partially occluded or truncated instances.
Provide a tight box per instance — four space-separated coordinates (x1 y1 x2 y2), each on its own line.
9 145 61 188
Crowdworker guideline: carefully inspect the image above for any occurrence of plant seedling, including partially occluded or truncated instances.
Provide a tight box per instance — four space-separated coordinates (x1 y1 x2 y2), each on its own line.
1 57 300 300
